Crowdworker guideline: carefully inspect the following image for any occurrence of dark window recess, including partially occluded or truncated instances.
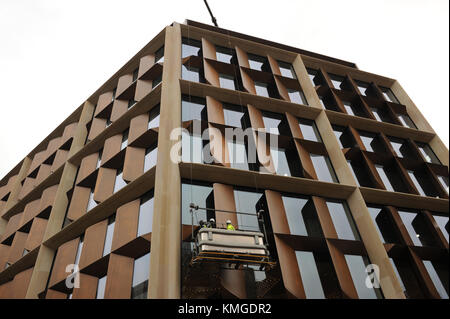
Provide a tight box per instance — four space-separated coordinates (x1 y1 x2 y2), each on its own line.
132 68 139 82
348 160 374 188
332 125 356 149
367 206 401 244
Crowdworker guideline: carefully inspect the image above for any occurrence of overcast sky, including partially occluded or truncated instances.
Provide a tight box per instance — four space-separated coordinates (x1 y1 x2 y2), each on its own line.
0 0 448 180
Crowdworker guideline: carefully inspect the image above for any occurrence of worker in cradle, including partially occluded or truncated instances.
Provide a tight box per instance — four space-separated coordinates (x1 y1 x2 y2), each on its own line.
226 219 235 231
208 218 216 228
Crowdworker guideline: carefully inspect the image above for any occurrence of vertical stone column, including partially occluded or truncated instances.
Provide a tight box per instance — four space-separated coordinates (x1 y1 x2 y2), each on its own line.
148 23 182 299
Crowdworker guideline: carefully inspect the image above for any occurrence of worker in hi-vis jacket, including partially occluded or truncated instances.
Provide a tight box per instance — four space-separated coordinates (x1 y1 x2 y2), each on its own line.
226 220 235 231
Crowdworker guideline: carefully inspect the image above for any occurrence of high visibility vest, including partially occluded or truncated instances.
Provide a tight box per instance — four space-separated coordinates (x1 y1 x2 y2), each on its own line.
227 224 235 231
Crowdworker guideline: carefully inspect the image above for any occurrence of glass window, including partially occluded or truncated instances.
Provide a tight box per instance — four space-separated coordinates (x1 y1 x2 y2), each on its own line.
380 87 399 103
144 145 157 172
248 53 267 71
128 99 137 109
102 215 115 256
326 200 359 240
328 74 344 90
307 68 318 85
343 101 355 116
219 74 236 90
216 46 234 64
254 82 270 97
347 160 361 186
132 68 139 82
131 253 150 299
270 147 292 177
367 206 399 244
407 170 426 196
332 126 345 149
355 80 369 96
182 65 200 82
375 165 394 191
121 129 129 151
154 46 164 64
389 258 406 293
181 130 207 164
345 255 381 299
138 191 154 236
96 150 103 169
223 104 247 128
114 169 127 193
432 214 449 243
359 132 379 153
389 137 407 158
74 238 83 267
318 95 326 108
398 210 424 246
311 154 338 183
233 189 263 232
288 89 307 105
278 61 296 79
398 114 417 129
182 38 201 58
422 260 449 299
371 108 383 122
182 96 207 122
148 105 160 129
87 189 97 212
181 182 213 225
437 175 449 194
227 139 249 171
262 111 283 135
282 195 322 237
295 251 326 299
96 275 107 299
152 74 162 88
299 119 321 142
416 143 440 164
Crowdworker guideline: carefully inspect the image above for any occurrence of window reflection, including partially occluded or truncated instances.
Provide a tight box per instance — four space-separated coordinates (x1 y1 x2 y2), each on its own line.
182 96 207 122
345 255 382 299
131 253 150 299
182 65 201 82
219 74 236 90
182 38 202 58
148 105 160 129
299 119 321 142
138 191 154 236
96 275 107 299
326 200 359 241
144 144 157 172
278 61 296 79
102 215 115 256
310 154 338 183
282 195 322 237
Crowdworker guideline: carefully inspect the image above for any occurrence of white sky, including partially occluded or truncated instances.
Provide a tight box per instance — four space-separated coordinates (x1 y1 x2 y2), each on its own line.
0 0 448 180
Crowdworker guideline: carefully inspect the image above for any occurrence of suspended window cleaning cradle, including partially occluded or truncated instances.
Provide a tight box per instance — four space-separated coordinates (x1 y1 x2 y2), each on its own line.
189 203 276 270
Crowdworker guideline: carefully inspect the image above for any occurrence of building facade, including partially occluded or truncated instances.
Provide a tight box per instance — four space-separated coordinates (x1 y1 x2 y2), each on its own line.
0 20 448 299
